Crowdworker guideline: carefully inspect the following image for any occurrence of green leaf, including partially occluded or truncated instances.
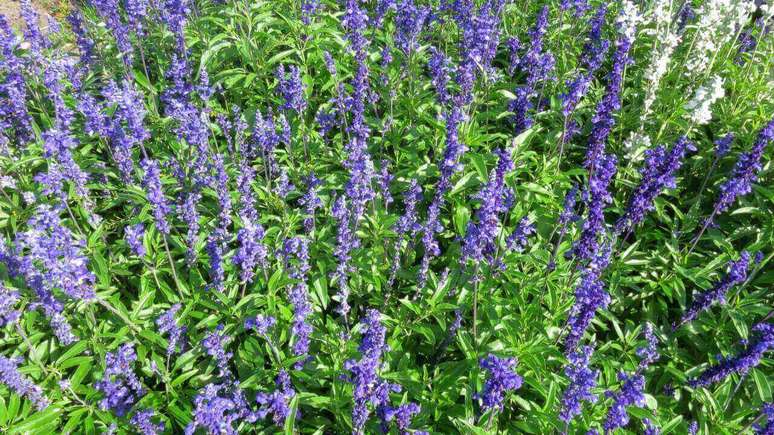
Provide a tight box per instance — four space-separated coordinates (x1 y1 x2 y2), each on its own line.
452 417 491 435
283 394 300 434
454 204 471 236
752 369 772 402
8 407 61 434
55 341 90 366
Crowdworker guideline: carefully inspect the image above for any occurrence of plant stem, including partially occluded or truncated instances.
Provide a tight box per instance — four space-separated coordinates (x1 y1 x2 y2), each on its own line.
693 156 718 207
0 188 13 204
16 324 91 407
472 263 481 353
143 258 164 292
162 235 181 287
64 200 85 237
557 115 569 170
737 413 764 435
724 373 747 412
687 208 717 256
97 298 141 333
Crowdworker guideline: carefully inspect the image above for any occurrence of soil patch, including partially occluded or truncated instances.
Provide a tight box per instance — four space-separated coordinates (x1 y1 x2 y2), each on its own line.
0 0 61 32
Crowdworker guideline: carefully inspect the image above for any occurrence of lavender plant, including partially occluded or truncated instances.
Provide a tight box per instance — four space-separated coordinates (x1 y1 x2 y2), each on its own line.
0 0 772 433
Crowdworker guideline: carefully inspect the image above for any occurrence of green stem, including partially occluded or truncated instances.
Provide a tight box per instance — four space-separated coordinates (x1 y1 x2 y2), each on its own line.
97 298 141 334
162 235 181 287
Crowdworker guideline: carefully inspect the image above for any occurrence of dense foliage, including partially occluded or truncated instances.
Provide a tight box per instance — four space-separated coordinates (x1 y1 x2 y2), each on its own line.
1 0 773 433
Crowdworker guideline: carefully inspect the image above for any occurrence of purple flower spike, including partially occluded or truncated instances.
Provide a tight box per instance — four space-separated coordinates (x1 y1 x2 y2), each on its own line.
714 133 734 159
689 323 774 388
559 345 598 423
461 148 514 265
96 344 144 417
394 0 431 56
156 304 187 356
636 323 659 369
141 159 172 236
131 409 165 435
603 371 646 432
202 325 235 378
754 403 774 434
570 154 617 264
418 107 467 288
125 223 146 257
0 355 49 410
564 245 612 351
476 354 523 411
344 310 401 432
245 315 276 339
256 370 296 426
276 65 307 114
678 251 752 327
283 237 313 368
711 118 774 218
616 136 696 235
0 284 21 327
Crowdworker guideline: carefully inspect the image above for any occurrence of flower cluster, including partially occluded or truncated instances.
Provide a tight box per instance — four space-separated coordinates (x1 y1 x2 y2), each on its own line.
677 251 752 327
711 118 774 216
342 310 422 433
130 409 165 435
461 148 514 266
245 314 276 339
186 383 258 435
603 323 659 431
255 370 296 426
283 237 313 367
636 323 660 369
616 136 696 235
202 325 234 378
394 0 431 56
583 16 634 170
156 304 187 356
476 354 523 411
603 371 646 431
234 218 268 285
332 0 378 317
299 173 323 233
754 403 774 434
0 284 20 326
0 355 49 410
389 180 423 285
276 65 307 114
418 107 467 288
563 245 613 351
125 223 146 257
560 3 609 144
569 155 617 264
141 159 172 236
685 76 725 126
509 6 555 133
689 323 774 388
96 344 144 417
344 310 398 432
10 205 96 344
559 345 598 423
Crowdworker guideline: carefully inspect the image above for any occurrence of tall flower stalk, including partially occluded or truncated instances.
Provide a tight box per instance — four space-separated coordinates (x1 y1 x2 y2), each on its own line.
558 3 609 159
140 158 180 285
675 251 753 328
332 0 377 322
689 118 774 253
603 324 659 432
616 136 696 237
